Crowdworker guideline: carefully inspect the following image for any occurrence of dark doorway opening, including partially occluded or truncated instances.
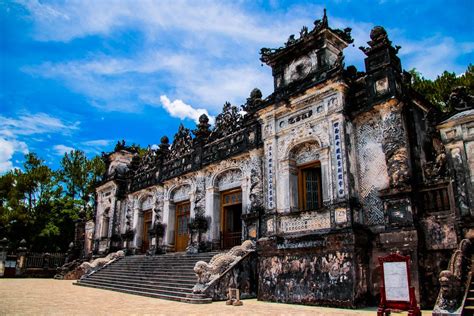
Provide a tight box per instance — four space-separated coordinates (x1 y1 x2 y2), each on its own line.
221 190 242 249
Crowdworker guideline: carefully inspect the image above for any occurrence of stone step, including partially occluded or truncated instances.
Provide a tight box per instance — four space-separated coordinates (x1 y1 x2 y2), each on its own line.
79 278 194 293
96 269 196 278
119 260 213 264
122 253 218 260
118 259 212 264
74 282 211 304
88 274 197 285
76 252 220 304
107 264 197 271
103 269 195 276
86 276 195 290
101 267 195 276
117 257 211 262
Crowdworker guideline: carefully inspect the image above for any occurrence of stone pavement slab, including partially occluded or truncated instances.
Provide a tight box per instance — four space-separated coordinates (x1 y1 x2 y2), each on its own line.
0 279 429 316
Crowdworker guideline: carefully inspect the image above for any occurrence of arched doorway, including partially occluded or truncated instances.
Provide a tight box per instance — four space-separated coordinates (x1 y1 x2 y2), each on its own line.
141 209 153 253
175 201 190 252
139 195 154 254
168 184 191 252
214 168 243 249
221 189 242 249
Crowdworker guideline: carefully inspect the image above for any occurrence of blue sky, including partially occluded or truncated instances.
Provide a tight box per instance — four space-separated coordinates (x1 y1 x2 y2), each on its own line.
1 0 473 173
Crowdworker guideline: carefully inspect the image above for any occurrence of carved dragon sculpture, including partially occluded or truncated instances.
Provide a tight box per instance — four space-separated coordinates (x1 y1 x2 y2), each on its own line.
192 240 255 293
433 239 472 315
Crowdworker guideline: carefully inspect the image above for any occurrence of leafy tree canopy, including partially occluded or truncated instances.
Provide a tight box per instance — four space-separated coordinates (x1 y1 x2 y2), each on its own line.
409 64 473 112
0 150 105 252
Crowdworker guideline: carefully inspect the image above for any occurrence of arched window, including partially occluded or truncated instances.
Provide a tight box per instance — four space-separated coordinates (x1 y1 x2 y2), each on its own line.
289 141 323 211
101 208 110 238
298 162 322 210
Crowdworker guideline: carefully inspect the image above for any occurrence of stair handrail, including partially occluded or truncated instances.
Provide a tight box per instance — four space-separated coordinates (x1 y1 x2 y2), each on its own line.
79 250 126 280
192 240 255 294
433 239 472 315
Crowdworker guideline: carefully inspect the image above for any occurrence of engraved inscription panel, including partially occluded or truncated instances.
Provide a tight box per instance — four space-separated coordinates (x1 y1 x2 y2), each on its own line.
383 262 410 302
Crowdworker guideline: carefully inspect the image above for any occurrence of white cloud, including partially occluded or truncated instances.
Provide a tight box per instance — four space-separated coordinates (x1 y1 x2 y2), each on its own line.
0 112 79 173
157 95 215 124
53 144 75 156
0 137 28 173
19 2 316 113
0 112 79 137
398 36 474 79
18 1 297 44
81 139 112 154
82 139 110 147
18 0 472 120
52 139 112 156
25 51 273 113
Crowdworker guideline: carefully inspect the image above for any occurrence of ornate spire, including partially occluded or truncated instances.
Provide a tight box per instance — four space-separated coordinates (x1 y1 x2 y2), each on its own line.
193 114 211 144
242 88 263 115
170 124 193 158
260 9 353 65
210 102 242 140
360 26 400 55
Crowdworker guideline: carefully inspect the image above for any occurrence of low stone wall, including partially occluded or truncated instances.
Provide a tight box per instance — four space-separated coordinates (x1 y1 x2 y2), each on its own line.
257 229 370 308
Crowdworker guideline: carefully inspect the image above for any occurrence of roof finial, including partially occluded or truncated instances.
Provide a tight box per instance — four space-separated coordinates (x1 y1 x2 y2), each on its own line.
322 8 328 27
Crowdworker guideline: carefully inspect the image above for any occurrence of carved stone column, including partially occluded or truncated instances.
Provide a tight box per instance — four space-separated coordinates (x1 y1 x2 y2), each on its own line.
277 162 291 212
131 205 140 249
162 198 175 246
205 187 221 245
377 100 415 228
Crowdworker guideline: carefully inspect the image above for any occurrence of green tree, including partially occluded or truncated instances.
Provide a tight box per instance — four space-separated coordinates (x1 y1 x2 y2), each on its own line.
0 154 66 250
0 150 105 252
409 64 473 112
59 149 105 220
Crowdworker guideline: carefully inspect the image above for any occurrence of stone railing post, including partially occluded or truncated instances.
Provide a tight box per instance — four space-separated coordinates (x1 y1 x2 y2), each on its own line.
0 237 8 277
16 239 28 276
43 252 51 269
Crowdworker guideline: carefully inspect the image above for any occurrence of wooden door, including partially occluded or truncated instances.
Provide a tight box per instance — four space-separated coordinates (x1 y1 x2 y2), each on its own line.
221 189 242 249
141 210 152 253
175 202 190 252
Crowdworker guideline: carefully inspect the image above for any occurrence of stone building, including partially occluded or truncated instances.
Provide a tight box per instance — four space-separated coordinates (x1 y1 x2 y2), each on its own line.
92 12 473 308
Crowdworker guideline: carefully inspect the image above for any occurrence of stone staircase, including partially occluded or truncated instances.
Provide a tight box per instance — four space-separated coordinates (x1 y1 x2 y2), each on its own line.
75 252 220 303
464 276 474 315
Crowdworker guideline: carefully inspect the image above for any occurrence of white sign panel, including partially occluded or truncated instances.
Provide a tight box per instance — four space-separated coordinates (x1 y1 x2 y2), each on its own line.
383 262 410 302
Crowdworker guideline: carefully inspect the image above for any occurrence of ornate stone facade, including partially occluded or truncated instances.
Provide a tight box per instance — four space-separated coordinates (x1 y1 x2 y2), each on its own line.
92 11 473 309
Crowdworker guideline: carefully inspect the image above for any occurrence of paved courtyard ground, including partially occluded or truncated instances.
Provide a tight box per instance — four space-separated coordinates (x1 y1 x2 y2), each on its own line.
0 279 430 316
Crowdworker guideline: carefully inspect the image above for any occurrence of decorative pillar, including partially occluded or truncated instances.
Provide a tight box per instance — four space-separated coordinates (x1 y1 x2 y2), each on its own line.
241 181 249 215
277 162 291 212
205 187 221 245
131 206 140 251
320 160 330 202
163 199 176 247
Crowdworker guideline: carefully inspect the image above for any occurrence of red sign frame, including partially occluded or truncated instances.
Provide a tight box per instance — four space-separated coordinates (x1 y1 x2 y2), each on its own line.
377 253 421 316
